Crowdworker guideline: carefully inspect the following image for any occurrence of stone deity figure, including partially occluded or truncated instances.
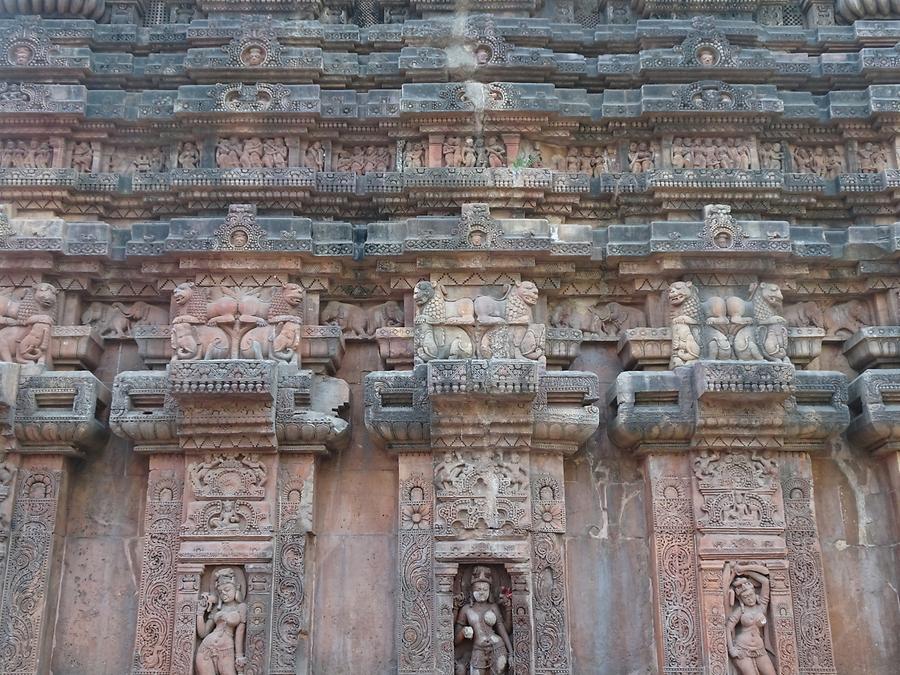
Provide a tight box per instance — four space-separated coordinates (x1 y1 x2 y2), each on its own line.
454 566 512 675
725 563 776 675
195 567 247 675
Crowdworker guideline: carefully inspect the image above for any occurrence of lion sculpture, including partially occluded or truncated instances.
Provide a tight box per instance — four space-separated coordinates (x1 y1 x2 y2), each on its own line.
0 282 57 365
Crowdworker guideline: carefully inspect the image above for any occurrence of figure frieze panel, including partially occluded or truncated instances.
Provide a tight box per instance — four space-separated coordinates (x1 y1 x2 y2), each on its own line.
320 300 403 338
216 137 288 170
414 280 544 362
439 135 507 168
0 139 53 169
333 144 393 172
790 145 845 178
81 301 168 339
109 147 168 174
299 141 325 171
671 138 752 170
169 281 304 362
177 141 200 169
550 299 645 337
188 453 268 500
667 280 789 368
857 142 891 173
782 298 872 339
757 142 784 171
628 141 659 173
0 282 57 365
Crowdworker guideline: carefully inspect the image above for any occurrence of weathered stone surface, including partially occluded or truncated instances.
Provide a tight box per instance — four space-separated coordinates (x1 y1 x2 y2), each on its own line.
0 2 896 674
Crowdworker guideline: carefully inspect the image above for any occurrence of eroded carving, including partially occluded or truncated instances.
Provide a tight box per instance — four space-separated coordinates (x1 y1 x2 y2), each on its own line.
0 282 57 365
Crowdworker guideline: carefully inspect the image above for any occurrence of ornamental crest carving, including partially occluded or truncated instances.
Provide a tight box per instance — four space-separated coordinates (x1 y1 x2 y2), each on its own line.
463 15 508 65
676 17 737 68
223 21 281 68
676 81 753 111
188 453 268 499
213 204 266 251
694 451 783 529
699 204 745 250
433 450 529 535
0 20 52 68
212 83 291 112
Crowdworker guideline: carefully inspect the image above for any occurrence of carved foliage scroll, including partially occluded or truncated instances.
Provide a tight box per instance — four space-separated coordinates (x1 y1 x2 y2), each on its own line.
269 458 313 674
0 465 61 675
781 467 836 675
398 467 434 675
651 474 702 675
132 463 184 675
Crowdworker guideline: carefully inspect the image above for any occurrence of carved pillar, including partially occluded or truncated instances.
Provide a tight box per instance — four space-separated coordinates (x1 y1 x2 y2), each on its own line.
398 453 435 675
367 263 597 675
133 455 185 675
0 361 106 675
0 456 65 675
644 457 702 675
780 454 836 675
270 455 315 674
611 278 848 675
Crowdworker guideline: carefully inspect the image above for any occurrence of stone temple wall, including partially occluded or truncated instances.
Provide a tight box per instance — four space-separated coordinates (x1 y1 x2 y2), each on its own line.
0 1 897 674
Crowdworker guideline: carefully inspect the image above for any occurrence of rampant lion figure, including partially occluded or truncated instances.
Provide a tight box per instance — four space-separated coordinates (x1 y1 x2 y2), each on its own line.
667 281 731 366
413 281 473 361
0 282 58 365
729 282 789 363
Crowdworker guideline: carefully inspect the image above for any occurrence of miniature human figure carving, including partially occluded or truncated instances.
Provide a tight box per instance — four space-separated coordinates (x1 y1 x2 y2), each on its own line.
72 141 94 173
443 135 461 167
758 142 782 171
485 136 506 168
725 563 776 675
629 141 654 173
405 140 425 168
455 566 512 675
263 137 288 168
178 141 200 169
195 567 247 675
461 137 477 168
303 141 324 171
241 45 266 67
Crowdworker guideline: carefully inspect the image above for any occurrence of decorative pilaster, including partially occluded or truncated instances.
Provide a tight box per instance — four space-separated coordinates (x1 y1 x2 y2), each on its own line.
367 252 598 675
610 275 847 675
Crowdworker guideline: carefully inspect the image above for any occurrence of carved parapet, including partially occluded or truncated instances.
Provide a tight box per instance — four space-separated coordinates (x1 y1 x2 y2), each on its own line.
843 326 900 371
617 327 672 370
0 361 18 451
374 326 414 370
607 369 695 452
532 371 600 453
296 324 344 374
110 370 177 451
49 325 103 371
609 361 847 452
113 362 349 454
364 367 431 452
691 360 795 399
427 358 539 397
847 370 900 456
132 325 172 368
544 327 583 370
787 327 825 369
12 369 109 456
169 359 276 398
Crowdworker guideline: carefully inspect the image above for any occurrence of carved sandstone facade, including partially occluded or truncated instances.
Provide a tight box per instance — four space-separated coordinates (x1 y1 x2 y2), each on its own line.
0 2 896 675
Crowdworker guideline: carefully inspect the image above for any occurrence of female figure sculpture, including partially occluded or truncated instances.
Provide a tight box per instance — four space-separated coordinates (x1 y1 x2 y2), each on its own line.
195 567 247 675
725 563 776 675
454 566 512 674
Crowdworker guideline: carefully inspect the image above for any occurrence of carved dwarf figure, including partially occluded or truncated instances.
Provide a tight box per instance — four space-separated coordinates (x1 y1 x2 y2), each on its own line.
0 282 57 365
195 567 247 675
455 566 512 675
725 563 776 675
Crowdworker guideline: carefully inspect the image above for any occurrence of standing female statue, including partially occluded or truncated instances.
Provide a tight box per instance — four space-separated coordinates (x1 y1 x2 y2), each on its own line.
454 566 513 675
195 567 248 675
725 562 777 675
